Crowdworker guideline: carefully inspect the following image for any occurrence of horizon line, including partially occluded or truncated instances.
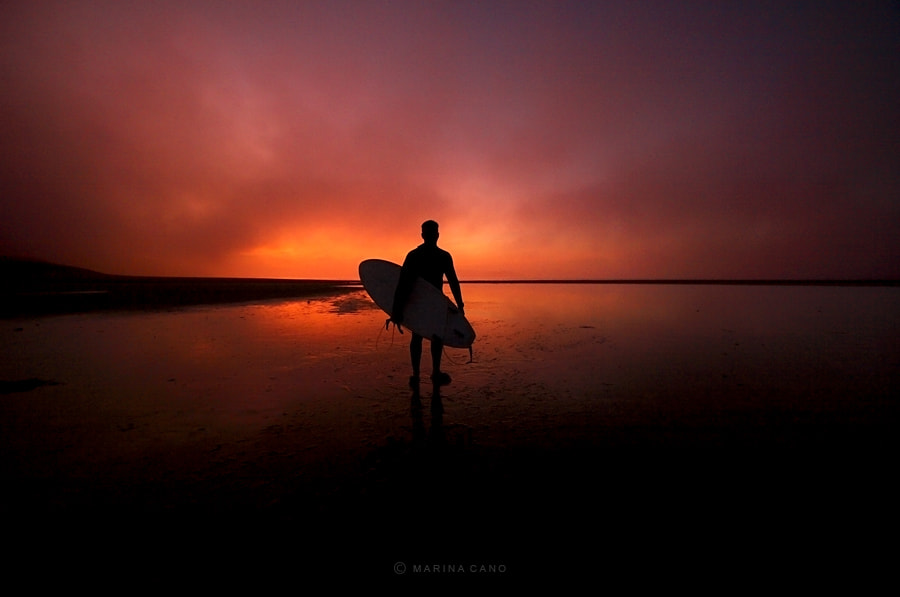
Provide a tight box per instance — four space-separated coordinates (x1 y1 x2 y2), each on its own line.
459 278 900 286
98 276 896 287
80 275 900 286
2 257 898 286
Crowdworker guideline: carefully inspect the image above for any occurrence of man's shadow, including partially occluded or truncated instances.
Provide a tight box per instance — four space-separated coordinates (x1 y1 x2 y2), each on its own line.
410 381 445 451
360 379 471 513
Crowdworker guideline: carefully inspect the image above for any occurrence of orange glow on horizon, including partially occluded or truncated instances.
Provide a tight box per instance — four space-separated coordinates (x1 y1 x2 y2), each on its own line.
207 212 654 281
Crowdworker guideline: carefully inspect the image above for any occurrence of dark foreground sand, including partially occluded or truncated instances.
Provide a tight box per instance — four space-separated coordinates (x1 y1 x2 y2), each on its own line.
4 388 893 588
1 277 897 587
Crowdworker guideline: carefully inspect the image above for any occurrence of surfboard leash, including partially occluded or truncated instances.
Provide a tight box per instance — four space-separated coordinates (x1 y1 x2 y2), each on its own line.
440 306 474 364
385 317 404 335
441 344 474 365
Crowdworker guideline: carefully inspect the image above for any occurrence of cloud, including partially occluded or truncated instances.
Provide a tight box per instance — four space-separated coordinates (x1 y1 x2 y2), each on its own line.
1 1 898 278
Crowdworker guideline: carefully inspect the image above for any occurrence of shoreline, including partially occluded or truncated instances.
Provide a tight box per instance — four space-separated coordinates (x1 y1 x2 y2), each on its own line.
4 257 897 319
6 276 897 319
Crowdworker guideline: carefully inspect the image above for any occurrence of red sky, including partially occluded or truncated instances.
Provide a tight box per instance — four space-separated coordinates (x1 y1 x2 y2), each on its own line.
1 1 898 280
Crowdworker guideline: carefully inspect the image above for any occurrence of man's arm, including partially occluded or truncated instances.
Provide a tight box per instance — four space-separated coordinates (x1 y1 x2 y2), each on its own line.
445 256 464 313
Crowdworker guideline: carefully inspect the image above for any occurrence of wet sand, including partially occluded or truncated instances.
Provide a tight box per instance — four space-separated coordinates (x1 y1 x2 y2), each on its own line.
1 281 897 586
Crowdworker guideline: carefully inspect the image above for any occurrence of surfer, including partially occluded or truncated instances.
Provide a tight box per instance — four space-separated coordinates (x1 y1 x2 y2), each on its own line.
391 220 464 387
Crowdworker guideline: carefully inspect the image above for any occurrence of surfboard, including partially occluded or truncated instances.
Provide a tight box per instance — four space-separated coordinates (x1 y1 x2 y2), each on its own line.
358 259 475 349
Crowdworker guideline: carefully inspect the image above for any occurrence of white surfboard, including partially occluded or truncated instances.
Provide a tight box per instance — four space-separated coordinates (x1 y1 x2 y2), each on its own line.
358 259 475 349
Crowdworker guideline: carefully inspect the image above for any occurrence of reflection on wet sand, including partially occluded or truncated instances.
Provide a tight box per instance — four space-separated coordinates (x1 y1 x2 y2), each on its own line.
1 283 897 582
410 382 444 448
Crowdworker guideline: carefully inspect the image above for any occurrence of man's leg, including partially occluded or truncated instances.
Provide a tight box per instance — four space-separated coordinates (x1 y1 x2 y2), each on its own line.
431 338 443 375
410 333 423 384
430 337 451 385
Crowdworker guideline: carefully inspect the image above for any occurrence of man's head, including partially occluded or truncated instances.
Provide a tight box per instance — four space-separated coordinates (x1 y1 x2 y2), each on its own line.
421 220 440 244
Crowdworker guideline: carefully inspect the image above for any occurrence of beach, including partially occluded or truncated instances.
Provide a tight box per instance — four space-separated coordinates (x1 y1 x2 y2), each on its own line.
1 280 897 585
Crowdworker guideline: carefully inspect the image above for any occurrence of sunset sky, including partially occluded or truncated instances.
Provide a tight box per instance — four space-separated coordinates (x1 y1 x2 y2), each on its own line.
2 1 898 280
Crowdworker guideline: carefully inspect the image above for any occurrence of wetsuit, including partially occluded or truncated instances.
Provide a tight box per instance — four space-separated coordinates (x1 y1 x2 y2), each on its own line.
391 243 463 326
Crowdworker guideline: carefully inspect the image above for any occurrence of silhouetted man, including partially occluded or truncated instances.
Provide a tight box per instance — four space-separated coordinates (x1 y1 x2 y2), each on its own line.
391 220 464 387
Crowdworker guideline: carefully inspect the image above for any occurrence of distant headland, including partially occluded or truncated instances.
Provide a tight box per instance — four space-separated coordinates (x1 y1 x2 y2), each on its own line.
0 257 359 317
